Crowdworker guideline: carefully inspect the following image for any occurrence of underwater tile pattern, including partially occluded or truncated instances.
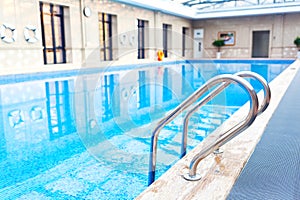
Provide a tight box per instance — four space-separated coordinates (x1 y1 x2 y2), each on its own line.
0 60 292 199
0 106 237 200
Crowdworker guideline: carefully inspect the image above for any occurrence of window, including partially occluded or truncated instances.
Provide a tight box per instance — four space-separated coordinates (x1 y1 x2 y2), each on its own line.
40 2 66 64
45 80 76 139
137 19 147 59
163 24 172 58
182 27 188 57
99 13 114 61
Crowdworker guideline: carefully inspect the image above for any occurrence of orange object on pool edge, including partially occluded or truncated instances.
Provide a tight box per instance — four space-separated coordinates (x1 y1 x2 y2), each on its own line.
157 50 164 61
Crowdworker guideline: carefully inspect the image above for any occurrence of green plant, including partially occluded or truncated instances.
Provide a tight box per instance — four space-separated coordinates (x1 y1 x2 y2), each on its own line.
212 39 225 52
294 36 300 50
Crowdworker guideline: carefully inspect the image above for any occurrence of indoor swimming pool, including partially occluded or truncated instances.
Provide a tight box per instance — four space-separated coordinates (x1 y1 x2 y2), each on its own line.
0 60 293 199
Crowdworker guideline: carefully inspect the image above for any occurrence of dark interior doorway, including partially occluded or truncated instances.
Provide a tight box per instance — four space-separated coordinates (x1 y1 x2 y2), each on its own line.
252 31 270 58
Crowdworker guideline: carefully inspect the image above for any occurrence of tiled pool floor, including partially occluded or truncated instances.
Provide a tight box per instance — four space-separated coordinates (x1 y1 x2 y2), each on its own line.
0 106 238 200
0 60 292 199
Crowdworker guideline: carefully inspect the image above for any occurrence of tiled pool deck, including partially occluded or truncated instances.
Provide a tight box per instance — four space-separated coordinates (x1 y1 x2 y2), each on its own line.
228 62 300 199
136 59 300 199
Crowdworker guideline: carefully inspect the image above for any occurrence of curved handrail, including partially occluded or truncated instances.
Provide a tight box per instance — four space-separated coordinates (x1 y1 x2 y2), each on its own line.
235 71 271 114
182 72 270 181
180 71 271 157
148 74 259 185
182 106 257 180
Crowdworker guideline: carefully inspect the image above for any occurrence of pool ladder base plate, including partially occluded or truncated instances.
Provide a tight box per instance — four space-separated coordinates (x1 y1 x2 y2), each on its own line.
182 173 202 181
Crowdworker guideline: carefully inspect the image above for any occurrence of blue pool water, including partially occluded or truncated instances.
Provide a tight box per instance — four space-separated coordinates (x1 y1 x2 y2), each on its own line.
0 60 293 199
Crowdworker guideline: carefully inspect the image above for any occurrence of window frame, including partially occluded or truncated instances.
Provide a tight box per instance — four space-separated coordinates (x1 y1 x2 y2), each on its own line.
163 24 171 58
182 27 188 57
137 19 146 59
40 2 66 64
99 13 113 61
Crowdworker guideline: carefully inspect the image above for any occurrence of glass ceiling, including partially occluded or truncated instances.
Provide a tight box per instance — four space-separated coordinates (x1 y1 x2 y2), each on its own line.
113 0 300 18
172 0 300 11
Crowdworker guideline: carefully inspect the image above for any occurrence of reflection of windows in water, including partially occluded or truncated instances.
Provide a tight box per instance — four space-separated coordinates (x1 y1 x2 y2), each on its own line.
0 108 5 159
101 74 120 121
138 71 150 108
163 68 172 102
45 80 76 139
181 65 194 95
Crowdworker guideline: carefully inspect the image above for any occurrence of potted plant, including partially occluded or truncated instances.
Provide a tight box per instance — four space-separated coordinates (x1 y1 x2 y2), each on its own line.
294 36 300 58
212 39 225 59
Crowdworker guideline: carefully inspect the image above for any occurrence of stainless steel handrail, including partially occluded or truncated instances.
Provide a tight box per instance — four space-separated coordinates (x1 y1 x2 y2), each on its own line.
235 71 271 114
148 74 259 185
180 71 271 157
182 72 270 181
182 107 257 181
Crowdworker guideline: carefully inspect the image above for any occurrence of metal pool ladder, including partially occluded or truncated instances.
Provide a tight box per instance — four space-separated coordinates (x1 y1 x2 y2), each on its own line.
148 71 271 185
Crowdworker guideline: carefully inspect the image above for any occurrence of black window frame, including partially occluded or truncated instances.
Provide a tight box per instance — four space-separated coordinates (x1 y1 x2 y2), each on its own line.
137 19 146 59
163 24 171 58
182 27 188 57
40 2 66 64
99 13 113 61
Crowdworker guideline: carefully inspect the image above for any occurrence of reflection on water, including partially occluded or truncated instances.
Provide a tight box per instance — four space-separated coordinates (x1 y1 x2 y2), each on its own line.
45 80 77 139
0 61 289 198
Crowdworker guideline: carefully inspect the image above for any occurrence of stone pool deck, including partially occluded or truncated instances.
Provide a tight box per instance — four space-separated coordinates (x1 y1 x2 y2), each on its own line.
136 59 300 200
228 61 300 199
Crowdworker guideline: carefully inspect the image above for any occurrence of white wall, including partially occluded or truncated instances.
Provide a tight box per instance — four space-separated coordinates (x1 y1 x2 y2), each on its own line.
193 13 300 59
0 0 193 75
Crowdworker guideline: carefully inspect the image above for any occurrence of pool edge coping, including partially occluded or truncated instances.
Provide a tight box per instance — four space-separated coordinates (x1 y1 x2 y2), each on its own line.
0 59 294 85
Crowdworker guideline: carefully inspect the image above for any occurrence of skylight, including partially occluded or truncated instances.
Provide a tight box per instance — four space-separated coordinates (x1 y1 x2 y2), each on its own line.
113 0 300 19
173 0 299 10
